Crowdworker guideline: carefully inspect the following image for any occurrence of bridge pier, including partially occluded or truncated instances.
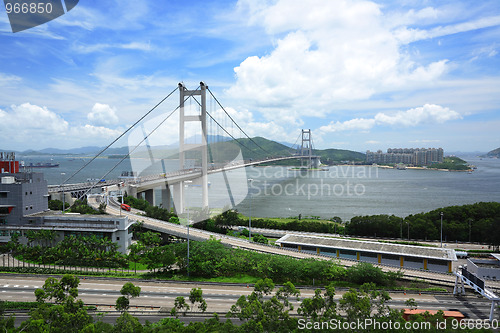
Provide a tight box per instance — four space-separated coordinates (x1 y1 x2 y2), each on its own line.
161 185 172 210
126 185 138 199
144 189 155 206
172 182 183 215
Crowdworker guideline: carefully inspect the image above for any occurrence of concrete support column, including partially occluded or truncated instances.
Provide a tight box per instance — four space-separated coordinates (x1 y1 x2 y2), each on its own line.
161 184 171 210
172 182 184 214
144 189 155 206
127 186 138 199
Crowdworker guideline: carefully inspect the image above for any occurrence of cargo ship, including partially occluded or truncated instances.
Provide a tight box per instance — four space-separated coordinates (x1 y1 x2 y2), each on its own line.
23 162 60 168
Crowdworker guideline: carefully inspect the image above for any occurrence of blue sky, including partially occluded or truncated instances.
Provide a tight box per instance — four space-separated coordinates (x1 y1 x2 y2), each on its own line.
1 0 500 153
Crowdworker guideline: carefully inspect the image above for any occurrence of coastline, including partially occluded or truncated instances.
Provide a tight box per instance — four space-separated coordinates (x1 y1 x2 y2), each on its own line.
373 165 470 172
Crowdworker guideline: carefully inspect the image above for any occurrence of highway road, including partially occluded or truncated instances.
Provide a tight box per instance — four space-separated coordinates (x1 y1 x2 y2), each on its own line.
0 275 494 321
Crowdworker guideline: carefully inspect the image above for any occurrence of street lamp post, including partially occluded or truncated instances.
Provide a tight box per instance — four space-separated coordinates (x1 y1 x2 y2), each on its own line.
248 178 253 242
187 208 190 278
440 212 444 248
468 218 473 243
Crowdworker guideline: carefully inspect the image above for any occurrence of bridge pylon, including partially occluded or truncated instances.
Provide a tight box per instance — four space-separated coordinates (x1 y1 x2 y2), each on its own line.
177 82 209 214
300 129 313 168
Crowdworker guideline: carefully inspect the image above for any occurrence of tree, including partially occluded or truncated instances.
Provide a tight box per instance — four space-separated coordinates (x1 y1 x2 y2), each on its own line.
228 278 300 333
23 275 95 333
339 282 392 322
116 282 141 312
189 288 207 313
252 233 269 244
170 296 190 318
113 312 144 333
98 202 107 214
347 262 394 286
35 274 80 304
298 284 339 322
405 298 418 310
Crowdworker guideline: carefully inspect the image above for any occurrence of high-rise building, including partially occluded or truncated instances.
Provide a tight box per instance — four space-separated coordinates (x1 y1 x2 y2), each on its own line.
366 148 444 166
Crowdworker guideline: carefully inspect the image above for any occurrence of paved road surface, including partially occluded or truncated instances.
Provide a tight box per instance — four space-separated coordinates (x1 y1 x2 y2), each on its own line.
0 275 494 320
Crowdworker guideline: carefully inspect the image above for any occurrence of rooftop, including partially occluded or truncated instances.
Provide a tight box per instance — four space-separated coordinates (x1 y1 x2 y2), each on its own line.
276 234 457 261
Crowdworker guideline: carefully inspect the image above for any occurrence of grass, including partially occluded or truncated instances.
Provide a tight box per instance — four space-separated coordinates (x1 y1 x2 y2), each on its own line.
128 261 149 270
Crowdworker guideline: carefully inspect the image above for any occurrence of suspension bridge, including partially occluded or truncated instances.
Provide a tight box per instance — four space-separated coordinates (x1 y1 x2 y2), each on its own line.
51 82 320 216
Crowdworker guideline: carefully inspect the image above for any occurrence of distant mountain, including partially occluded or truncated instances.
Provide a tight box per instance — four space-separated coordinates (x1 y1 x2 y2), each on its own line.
6 136 364 164
313 148 366 164
485 147 500 158
205 136 365 164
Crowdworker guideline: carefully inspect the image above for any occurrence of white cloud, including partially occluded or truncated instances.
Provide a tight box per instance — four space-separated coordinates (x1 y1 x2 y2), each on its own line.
394 15 500 44
0 103 68 134
0 73 22 85
87 103 119 125
73 41 152 54
227 0 454 120
374 104 462 126
71 124 122 138
319 104 461 133
0 103 121 150
319 118 375 133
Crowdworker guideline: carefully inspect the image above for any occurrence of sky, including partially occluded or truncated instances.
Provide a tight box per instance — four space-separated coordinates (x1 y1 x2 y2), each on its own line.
0 0 500 153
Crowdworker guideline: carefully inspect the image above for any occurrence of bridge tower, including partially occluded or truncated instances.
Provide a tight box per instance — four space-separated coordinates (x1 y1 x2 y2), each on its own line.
300 129 313 168
175 82 209 214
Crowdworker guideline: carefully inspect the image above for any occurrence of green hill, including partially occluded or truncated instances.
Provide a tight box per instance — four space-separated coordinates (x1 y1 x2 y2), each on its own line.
213 137 365 165
123 136 365 165
486 147 500 158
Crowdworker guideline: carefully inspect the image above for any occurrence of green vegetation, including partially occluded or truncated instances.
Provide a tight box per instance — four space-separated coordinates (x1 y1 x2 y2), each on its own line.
430 156 469 170
0 231 127 268
48 199 105 214
48 199 69 211
115 282 141 312
207 136 365 165
196 209 344 235
123 196 178 223
130 235 400 287
345 202 500 248
0 275 481 332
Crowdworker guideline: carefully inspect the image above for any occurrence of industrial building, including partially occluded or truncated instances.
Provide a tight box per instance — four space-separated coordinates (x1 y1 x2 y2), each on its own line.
275 234 457 273
0 152 132 254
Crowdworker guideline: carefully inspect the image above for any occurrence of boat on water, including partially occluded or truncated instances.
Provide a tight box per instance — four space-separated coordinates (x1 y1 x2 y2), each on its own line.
24 162 60 168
